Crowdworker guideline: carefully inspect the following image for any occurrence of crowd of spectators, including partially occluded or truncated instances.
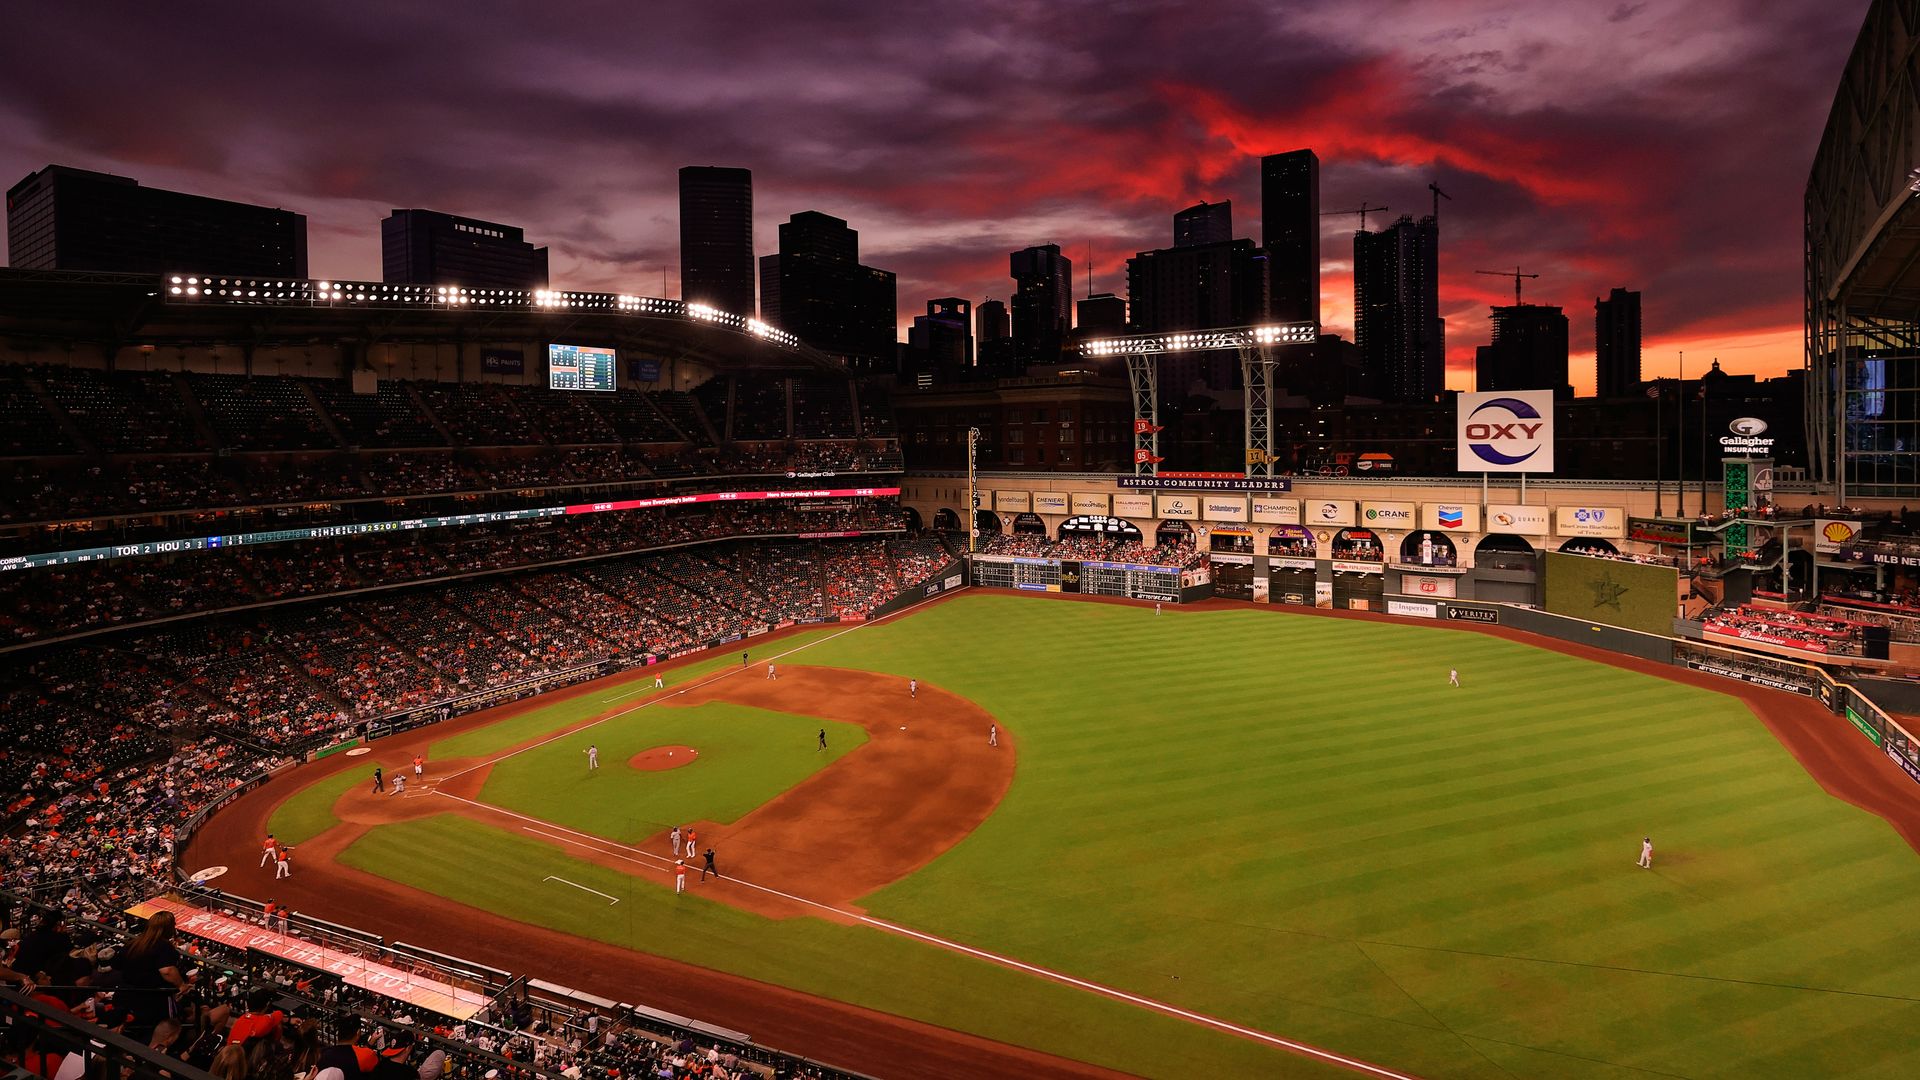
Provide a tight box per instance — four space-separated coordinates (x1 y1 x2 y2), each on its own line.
0 366 902 527
0 531 958 760
0 889 853 1080
1 502 910 644
1702 603 1870 655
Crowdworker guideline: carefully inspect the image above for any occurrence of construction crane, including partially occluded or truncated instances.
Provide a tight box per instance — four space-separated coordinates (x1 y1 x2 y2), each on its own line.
1320 204 1389 232
1429 182 1451 220
1475 265 1540 306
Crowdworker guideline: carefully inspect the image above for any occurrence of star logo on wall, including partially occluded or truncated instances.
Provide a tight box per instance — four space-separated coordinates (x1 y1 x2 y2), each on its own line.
1591 573 1628 611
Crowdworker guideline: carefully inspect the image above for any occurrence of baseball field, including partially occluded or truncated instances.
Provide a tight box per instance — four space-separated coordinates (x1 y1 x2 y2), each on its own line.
192 592 1920 1079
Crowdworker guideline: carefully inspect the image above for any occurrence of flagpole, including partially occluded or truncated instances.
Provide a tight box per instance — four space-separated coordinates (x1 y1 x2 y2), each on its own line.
1654 382 1664 517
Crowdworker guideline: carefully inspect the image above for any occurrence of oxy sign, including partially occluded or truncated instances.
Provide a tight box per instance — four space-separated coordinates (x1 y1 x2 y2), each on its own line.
1457 390 1555 474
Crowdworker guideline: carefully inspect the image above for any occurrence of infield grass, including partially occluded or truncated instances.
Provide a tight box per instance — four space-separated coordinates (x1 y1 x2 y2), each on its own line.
478 701 866 842
339 594 1920 1079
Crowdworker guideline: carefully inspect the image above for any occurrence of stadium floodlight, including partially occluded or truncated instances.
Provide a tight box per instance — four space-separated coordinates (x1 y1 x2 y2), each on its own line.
1080 322 1317 357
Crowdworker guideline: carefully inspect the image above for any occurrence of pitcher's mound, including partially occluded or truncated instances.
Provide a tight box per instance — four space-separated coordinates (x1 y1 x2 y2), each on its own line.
630 745 699 771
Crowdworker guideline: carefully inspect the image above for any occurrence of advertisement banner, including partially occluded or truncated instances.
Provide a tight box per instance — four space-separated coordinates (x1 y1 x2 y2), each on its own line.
1555 506 1625 538
1446 605 1500 624
1331 560 1383 574
994 490 1031 513
1846 706 1885 746
1421 503 1479 532
1311 500 1357 527
1032 492 1070 514
1360 501 1416 528
1113 492 1154 518
628 358 662 382
1156 495 1200 520
479 347 525 375
1401 574 1458 598
1203 496 1249 522
1387 599 1439 619
1251 497 1300 524
1118 477 1291 492
1457 389 1555 474
1071 492 1111 515
1887 745 1920 786
1485 504 1551 535
1815 518 1862 554
1270 557 1316 570
1209 553 1254 565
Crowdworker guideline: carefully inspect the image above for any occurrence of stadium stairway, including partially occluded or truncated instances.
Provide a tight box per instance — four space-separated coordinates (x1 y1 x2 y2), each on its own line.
297 379 352 447
20 370 95 452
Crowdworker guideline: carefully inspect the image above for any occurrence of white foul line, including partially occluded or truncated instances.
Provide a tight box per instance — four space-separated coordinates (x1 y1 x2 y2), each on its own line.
431 794 1420 1080
542 875 620 905
438 587 966 784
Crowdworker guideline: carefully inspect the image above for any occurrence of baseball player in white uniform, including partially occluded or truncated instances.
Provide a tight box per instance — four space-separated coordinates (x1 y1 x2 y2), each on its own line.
671 826 682 856
585 744 599 770
1639 837 1654 868
766 662 776 680
1449 668 1460 687
909 679 917 699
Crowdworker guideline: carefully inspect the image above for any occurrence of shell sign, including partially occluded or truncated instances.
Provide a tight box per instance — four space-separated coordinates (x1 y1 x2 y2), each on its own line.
1815 518 1861 554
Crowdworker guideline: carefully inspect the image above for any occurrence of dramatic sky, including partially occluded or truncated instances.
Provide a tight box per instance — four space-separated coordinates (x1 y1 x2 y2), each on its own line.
0 0 1864 393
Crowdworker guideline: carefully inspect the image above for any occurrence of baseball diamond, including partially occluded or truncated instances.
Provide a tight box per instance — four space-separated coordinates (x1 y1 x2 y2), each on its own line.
175 591 1920 1079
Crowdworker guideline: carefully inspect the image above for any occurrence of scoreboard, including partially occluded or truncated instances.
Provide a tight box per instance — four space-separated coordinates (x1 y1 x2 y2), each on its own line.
548 343 617 392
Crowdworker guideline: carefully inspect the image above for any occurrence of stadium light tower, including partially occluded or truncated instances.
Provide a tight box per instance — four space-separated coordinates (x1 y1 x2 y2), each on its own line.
1081 323 1315 476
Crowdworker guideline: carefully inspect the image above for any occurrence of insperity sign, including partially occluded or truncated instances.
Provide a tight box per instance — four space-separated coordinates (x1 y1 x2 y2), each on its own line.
1456 390 1555 474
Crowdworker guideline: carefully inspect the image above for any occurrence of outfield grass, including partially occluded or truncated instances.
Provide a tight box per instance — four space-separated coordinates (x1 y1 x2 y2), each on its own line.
340 595 1920 1079
478 701 866 842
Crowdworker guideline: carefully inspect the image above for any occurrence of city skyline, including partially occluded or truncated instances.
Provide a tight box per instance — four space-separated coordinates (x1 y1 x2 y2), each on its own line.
0 1 1861 394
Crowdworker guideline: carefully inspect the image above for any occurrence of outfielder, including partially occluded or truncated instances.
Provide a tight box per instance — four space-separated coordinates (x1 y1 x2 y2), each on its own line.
1448 668 1460 687
1639 837 1654 868
585 744 599 770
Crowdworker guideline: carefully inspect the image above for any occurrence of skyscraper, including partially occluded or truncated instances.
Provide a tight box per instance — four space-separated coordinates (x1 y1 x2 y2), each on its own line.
1475 304 1571 398
757 211 895 371
1594 287 1643 397
1010 244 1073 367
1076 293 1128 335
1125 240 1267 333
1173 201 1233 247
6 165 306 276
975 298 1015 375
1353 216 1445 403
906 297 974 380
678 166 756 316
381 209 548 289
1260 149 1319 324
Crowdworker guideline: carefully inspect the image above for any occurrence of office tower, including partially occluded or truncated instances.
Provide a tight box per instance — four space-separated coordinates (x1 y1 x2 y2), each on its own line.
975 298 1015 375
757 211 895 371
677 166 756 316
1594 286 1643 397
1010 243 1074 366
1125 240 1266 332
1475 304 1571 397
1173 201 1233 247
381 210 548 289
1353 215 1445 403
1076 292 1127 335
7 165 306 276
1260 149 1319 324
906 297 974 380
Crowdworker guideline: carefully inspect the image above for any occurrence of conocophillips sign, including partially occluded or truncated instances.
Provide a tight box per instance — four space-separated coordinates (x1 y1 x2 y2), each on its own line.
1456 390 1555 474
1719 417 1775 453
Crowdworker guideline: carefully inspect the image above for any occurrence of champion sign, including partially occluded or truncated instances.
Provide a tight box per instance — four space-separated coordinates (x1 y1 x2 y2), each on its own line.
1456 390 1555 474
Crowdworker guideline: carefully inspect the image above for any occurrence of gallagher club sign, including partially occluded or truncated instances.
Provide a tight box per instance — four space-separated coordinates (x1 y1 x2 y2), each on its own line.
1720 417 1775 454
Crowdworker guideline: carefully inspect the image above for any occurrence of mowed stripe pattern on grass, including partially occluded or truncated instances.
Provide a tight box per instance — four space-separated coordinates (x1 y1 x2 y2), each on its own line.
798 596 1920 1080
342 813 1352 1080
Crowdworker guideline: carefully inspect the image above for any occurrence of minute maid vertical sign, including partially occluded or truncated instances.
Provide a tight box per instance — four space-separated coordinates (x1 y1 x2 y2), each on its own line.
1456 390 1555 474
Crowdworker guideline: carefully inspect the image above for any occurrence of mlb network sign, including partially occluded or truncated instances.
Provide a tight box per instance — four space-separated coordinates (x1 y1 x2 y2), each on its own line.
1456 390 1555 474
